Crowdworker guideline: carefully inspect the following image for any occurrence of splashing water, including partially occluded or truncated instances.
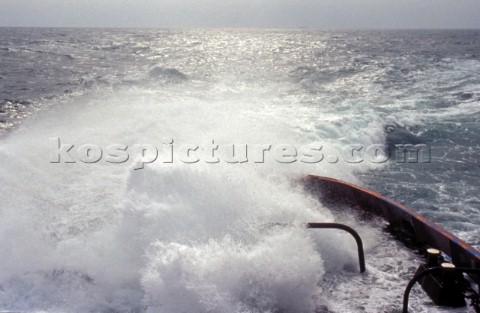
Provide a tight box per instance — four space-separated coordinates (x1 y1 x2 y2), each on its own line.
1 29 479 312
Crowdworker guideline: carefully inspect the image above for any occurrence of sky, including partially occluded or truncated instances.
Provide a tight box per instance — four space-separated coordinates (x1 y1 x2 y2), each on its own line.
0 0 479 29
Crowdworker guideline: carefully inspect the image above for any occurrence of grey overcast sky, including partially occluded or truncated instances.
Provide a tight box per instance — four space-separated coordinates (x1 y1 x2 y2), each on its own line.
0 0 479 29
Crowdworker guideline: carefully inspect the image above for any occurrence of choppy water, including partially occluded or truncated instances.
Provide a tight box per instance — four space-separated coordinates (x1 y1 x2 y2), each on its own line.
0 28 479 313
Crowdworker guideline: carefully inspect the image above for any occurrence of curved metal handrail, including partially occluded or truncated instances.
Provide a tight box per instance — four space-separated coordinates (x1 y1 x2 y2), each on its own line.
306 222 366 273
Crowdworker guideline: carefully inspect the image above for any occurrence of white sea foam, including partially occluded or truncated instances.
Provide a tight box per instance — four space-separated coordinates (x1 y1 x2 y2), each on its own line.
1 29 479 313
0 75 375 312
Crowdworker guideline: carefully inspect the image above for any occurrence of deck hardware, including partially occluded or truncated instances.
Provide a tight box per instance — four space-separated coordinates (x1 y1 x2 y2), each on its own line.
403 266 480 313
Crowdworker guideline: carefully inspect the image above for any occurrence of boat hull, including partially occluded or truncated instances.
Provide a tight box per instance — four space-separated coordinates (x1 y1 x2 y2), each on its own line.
302 175 480 284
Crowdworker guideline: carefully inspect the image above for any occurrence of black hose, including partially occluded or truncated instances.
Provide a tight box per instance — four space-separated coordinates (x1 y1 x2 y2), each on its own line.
403 267 480 313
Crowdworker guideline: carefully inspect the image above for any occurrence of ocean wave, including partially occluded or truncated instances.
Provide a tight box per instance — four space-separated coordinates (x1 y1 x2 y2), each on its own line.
1 28 479 313
147 65 188 84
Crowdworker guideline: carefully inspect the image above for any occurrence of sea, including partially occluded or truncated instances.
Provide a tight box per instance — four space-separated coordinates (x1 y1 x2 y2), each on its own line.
0 28 479 313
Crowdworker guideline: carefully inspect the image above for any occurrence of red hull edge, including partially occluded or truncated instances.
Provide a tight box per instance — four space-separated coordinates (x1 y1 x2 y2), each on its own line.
302 175 480 284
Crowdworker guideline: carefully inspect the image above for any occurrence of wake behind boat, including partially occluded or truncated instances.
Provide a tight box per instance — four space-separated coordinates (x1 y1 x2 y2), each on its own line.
1 28 480 313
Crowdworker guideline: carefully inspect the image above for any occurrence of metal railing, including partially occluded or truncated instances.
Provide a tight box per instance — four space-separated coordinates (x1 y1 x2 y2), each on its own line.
306 223 366 273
